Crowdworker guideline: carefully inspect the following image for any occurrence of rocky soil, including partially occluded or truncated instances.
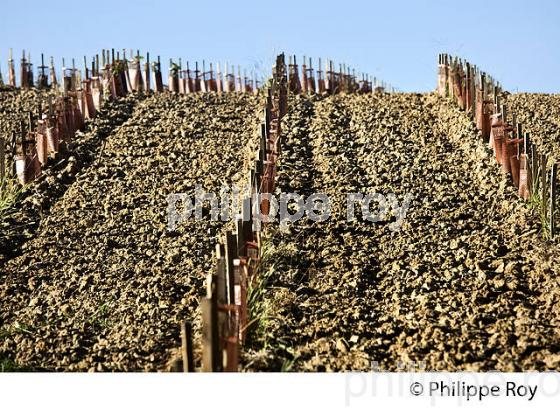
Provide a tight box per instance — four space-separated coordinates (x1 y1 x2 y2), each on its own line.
243 93 560 371
2 88 559 373
1 95 138 263
506 93 560 162
0 92 260 371
0 88 52 135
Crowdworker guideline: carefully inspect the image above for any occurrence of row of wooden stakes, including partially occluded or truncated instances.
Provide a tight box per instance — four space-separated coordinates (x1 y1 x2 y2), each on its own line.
0 48 273 187
0 48 262 96
174 53 288 372
175 52 395 371
174 52 400 372
0 93 87 186
285 55 394 95
437 53 557 239
167 60 261 94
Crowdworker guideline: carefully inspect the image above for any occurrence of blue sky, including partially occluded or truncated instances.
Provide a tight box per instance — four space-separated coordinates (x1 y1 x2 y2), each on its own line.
0 0 558 92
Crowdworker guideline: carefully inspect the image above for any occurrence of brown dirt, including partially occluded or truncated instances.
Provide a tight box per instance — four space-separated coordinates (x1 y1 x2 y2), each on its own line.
3 90 560 373
0 92 260 371
1 95 138 263
243 93 560 372
505 93 560 163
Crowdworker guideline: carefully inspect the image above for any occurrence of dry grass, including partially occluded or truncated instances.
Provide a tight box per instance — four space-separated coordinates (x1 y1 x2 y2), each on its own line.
0 175 22 219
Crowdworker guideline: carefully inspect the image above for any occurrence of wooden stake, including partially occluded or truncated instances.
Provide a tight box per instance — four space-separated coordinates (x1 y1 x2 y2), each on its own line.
551 163 557 239
20 50 28 89
236 218 247 256
225 231 237 306
242 206 253 243
201 278 220 372
471 65 476 118
0 137 5 185
144 52 151 92
530 144 536 197
180 321 195 372
542 154 547 220
516 123 522 158
216 250 228 305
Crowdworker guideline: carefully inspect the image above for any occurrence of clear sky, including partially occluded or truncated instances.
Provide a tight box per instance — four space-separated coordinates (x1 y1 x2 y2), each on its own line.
0 0 558 93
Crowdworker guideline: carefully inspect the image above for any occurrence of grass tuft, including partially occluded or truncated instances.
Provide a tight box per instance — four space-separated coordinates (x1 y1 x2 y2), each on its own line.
527 168 553 240
0 174 22 219
246 236 276 349
0 355 29 372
